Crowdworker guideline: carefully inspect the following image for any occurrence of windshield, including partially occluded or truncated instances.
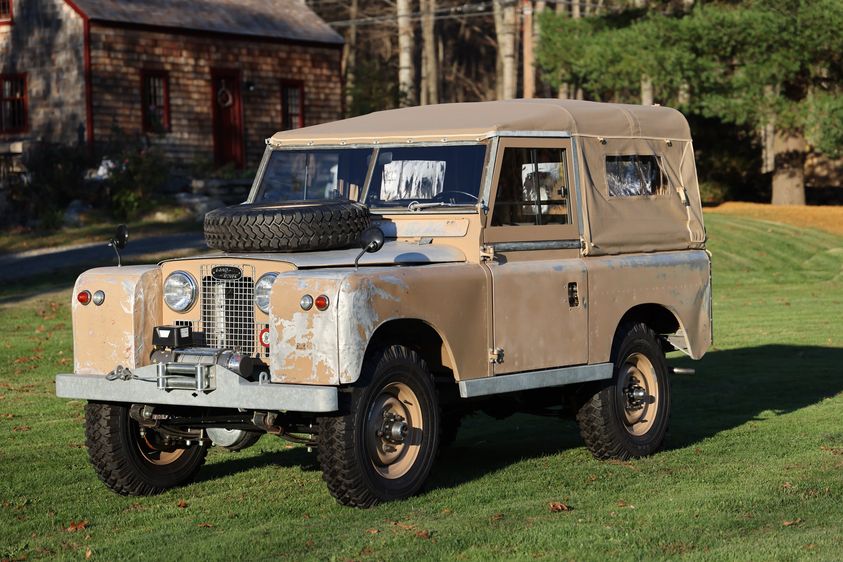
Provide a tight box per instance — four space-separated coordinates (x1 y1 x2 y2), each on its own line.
255 148 372 203
255 144 488 210
364 145 487 209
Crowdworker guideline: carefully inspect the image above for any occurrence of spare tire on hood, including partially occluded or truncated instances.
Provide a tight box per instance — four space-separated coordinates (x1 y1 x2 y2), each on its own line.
204 200 370 253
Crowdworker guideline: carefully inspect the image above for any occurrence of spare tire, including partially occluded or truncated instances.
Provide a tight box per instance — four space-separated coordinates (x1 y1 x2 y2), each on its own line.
204 200 370 253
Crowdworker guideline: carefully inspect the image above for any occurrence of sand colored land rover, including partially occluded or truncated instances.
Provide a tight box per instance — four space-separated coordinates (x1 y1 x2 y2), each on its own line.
57 99 711 507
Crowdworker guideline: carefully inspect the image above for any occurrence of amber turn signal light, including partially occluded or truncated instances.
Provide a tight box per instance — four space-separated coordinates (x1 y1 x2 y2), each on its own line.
77 290 91 305
315 295 330 311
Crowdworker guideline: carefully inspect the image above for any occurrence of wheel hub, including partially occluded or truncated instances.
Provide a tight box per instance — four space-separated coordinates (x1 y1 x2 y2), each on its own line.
378 411 409 445
619 353 660 437
624 376 648 411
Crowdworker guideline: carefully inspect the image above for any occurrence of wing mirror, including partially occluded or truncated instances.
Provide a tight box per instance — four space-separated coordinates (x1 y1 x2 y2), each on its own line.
108 224 129 266
354 226 385 270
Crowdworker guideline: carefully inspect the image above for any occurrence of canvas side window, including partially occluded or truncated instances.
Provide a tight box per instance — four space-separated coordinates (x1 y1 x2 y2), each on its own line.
606 155 667 197
491 147 570 226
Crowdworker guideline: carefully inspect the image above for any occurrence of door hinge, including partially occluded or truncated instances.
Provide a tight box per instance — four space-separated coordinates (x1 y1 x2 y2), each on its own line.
489 347 504 364
480 245 495 262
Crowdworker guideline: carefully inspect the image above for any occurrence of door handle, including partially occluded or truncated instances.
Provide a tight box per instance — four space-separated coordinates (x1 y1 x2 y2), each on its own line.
567 282 579 307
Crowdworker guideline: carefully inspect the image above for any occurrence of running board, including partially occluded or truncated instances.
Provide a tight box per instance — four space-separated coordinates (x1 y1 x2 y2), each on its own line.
458 363 613 398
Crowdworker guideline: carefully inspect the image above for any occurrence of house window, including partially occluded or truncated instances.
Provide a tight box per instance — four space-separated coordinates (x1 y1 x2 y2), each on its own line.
282 82 304 130
491 147 571 226
141 71 170 133
0 0 12 23
0 75 27 134
605 155 667 197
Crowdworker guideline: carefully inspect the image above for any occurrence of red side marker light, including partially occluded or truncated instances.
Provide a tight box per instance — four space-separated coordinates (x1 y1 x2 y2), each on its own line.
77 290 92 305
315 295 330 311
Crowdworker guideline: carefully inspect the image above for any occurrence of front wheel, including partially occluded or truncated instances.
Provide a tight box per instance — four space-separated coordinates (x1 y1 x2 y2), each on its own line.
576 323 670 460
317 345 440 507
85 402 208 495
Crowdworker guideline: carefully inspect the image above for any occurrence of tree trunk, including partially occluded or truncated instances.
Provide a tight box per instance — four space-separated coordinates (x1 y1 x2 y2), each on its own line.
771 129 807 205
397 0 416 106
421 0 438 104
497 0 518 99
522 0 534 98
342 0 358 115
494 0 504 100
640 75 653 106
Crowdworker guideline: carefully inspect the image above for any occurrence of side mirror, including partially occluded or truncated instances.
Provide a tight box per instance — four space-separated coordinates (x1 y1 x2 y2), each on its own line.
359 226 385 253
108 224 129 266
112 224 129 250
354 226 385 270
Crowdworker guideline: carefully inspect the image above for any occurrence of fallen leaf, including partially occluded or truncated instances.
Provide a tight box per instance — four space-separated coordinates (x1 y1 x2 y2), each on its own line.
782 482 793 489
85 546 92 559
197 523 214 528
0 413 13 420
302 513 310 520
65 520 89 532
491 513 504 522
366 528 380 534
549 502 572 513
415 530 431 539
177 499 188 509
783 518 803 527
441 508 453 515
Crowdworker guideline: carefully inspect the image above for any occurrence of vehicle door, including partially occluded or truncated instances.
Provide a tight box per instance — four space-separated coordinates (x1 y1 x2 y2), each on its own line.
482 137 588 374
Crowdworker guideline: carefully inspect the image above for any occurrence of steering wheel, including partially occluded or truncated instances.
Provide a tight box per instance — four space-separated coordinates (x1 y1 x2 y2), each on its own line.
431 191 479 204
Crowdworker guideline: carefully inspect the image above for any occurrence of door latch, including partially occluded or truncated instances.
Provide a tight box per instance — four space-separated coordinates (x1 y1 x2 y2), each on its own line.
567 282 579 307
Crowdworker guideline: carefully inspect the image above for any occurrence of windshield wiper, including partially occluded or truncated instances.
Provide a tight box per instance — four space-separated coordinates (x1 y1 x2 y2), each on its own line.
407 201 472 212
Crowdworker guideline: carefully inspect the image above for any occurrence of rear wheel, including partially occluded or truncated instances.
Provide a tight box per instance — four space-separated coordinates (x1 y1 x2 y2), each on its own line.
576 323 670 459
85 402 208 495
317 345 440 507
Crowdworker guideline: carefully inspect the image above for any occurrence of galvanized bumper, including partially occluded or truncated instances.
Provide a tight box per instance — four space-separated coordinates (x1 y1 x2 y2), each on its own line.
55 364 338 413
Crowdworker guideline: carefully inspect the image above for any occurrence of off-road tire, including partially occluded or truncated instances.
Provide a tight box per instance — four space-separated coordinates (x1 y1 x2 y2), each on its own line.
316 346 440 508
85 402 208 496
204 200 370 253
576 323 670 460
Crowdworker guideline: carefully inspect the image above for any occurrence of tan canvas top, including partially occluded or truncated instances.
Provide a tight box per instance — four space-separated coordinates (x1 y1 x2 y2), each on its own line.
270 99 692 145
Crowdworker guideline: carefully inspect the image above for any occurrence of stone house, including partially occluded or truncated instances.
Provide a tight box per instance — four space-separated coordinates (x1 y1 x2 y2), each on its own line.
0 0 343 168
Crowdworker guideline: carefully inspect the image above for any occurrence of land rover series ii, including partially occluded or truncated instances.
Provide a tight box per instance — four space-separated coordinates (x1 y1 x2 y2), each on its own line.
57 99 711 507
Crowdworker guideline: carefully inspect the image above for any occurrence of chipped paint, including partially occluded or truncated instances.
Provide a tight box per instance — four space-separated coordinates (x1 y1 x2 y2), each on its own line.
72 266 162 374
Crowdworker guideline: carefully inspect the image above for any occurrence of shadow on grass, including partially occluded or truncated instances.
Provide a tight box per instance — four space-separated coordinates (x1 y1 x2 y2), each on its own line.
173 345 843 492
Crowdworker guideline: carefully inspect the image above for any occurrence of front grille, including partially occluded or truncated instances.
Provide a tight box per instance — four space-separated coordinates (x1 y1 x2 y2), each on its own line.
200 265 255 355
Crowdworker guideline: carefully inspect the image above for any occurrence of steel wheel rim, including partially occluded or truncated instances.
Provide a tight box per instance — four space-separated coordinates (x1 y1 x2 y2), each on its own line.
365 381 423 480
133 425 185 466
619 352 659 437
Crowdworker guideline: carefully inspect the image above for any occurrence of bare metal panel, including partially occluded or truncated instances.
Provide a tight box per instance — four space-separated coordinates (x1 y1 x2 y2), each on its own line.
459 363 612 398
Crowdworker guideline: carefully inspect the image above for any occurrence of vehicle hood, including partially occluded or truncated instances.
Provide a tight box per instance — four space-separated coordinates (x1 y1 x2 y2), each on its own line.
169 241 466 269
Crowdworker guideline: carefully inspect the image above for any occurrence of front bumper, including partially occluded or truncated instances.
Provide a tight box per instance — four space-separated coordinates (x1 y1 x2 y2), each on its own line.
55 364 338 413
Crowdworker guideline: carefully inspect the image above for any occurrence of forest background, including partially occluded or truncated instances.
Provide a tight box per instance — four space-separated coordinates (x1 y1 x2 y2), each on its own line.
308 0 843 206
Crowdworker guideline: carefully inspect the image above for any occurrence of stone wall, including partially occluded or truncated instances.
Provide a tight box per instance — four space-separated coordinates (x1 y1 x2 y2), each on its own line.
89 25 343 167
0 0 86 144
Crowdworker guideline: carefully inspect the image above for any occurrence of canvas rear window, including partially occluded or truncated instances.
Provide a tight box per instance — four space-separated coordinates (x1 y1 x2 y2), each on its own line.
606 155 667 197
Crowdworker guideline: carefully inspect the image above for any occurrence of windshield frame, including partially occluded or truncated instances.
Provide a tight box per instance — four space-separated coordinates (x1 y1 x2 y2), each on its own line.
249 141 492 215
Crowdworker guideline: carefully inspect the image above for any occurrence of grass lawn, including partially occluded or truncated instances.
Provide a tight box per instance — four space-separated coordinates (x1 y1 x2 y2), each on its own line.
1 209 842 560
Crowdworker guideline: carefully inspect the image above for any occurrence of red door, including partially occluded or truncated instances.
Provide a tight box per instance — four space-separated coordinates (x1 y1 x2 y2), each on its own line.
211 69 244 168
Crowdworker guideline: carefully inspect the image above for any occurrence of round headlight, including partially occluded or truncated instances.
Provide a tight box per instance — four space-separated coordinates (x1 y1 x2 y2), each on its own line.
255 272 278 314
163 271 197 312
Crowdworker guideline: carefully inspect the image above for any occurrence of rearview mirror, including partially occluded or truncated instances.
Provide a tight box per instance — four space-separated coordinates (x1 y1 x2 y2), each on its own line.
112 224 129 250
359 226 385 253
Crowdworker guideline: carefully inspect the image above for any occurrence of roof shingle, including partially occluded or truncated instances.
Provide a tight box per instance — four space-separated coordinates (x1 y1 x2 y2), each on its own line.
70 0 343 45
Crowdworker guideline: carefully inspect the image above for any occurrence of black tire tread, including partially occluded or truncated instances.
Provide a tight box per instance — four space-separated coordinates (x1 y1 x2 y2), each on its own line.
84 402 207 496
204 200 370 253
575 322 669 460
316 345 439 508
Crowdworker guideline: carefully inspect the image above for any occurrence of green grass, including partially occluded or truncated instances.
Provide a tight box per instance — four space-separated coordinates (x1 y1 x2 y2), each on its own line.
2 212 843 560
